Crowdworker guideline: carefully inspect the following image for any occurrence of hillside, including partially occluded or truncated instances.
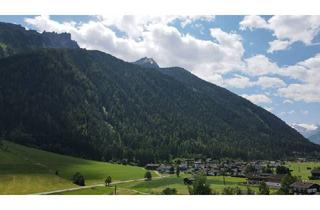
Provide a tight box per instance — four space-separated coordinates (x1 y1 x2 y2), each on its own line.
0 140 154 194
309 131 320 145
0 45 319 164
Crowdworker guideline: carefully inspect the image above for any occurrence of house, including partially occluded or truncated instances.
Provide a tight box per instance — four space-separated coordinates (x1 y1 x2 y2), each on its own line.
311 169 320 179
194 160 202 170
247 173 283 188
290 181 320 195
157 164 174 174
179 164 188 171
207 169 220 176
265 174 284 188
145 163 160 170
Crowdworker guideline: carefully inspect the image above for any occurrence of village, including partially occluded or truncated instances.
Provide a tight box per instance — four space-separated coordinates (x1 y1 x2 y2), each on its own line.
145 159 320 195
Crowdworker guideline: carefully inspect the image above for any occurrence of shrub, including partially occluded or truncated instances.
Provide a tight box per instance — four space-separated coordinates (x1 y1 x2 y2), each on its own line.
162 188 177 195
72 172 85 186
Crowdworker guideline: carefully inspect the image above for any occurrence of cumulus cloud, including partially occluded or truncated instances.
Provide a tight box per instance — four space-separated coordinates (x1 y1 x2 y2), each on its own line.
224 75 253 88
25 15 243 85
240 15 320 53
278 54 320 103
244 54 279 76
239 15 268 30
255 76 286 89
267 39 291 53
241 94 272 104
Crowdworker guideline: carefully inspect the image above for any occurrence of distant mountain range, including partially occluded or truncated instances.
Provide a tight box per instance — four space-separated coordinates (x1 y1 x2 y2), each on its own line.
0 22 319 164
290 123 320 145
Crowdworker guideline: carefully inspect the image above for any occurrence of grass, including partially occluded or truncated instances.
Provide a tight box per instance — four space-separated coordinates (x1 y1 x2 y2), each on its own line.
52 186 143 195
115 175 251 195
0 140 157 194
286 161 320 184
2 140 320 195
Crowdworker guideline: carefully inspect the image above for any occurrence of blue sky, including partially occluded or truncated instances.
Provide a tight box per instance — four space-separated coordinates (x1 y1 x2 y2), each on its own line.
0 15 319 131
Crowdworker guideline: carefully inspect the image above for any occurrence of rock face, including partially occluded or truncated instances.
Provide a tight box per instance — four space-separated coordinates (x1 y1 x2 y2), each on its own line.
0 22 79 58
133 57 160 69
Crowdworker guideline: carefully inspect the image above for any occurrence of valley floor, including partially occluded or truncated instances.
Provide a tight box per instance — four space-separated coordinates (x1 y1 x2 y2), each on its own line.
1 141 320 195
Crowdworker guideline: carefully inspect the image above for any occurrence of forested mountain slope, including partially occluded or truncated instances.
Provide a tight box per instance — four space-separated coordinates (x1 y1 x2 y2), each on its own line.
0 48 319 164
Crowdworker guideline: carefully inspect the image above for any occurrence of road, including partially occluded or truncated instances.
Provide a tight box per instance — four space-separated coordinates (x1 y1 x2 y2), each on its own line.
32 175 168 195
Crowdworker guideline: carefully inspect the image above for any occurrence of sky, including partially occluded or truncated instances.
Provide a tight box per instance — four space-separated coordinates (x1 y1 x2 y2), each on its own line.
0 15 319 132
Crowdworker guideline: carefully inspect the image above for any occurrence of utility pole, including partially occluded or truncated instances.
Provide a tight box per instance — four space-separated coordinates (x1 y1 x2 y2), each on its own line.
114 184 117 195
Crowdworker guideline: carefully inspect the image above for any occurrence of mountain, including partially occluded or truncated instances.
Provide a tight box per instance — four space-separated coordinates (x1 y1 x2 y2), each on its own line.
133 57 160 69
0 22 319 165
0 22 79 58
290 123 319 137
309 133 320 145
308 128 320 145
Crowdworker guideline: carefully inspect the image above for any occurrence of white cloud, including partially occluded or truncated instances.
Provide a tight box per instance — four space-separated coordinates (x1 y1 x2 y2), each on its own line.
178 15 215 28
291 123 318 131
278 84 320 103
244 54 279 76
241 94 272 104
264 107 273 112
240 15 320 52
278 54 320 103
283 99 293 104
25 15 244 85
224 75 253 88
239 15 268 30
267 39 291 53
255 76 286 89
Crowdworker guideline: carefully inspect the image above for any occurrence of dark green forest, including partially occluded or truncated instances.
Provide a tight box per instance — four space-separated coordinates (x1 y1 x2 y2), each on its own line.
0 22 319 165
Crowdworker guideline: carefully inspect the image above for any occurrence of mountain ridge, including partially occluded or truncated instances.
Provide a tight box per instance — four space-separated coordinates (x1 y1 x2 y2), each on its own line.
0 22 319 164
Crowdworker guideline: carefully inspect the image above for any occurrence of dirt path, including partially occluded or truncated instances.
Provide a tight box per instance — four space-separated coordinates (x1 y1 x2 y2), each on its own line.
32 175 169 195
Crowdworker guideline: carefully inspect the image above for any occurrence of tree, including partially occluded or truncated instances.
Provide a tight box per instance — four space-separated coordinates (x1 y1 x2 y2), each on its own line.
244 165 256 176
72 172 85 186
262 166 273 174
176 165 180 177
105 176 112 186
188 173 212 195
162 187 177 195
247 186 255 195
276 166 290 175
278 174 298 194
144 171 152 181
258 182 270 195
169 166 175 174
222 186 242 195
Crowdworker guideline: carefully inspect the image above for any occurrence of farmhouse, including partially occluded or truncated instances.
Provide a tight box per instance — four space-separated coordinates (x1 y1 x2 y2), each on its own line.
157 164 174 174
311 169 320 179
247 173 284 188
290 181 320 195
145 163 160 170
265 174 284 188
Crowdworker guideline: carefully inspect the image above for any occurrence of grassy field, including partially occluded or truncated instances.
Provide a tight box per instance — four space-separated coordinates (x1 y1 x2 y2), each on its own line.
0 141 157 194
286 161 320 184
2 140 320 195
55 175 252 195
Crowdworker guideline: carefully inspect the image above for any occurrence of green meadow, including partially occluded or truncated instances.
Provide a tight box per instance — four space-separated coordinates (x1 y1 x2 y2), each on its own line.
286 161 320 184
55 175 252 195
1 140 320 195
0 141 157 194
